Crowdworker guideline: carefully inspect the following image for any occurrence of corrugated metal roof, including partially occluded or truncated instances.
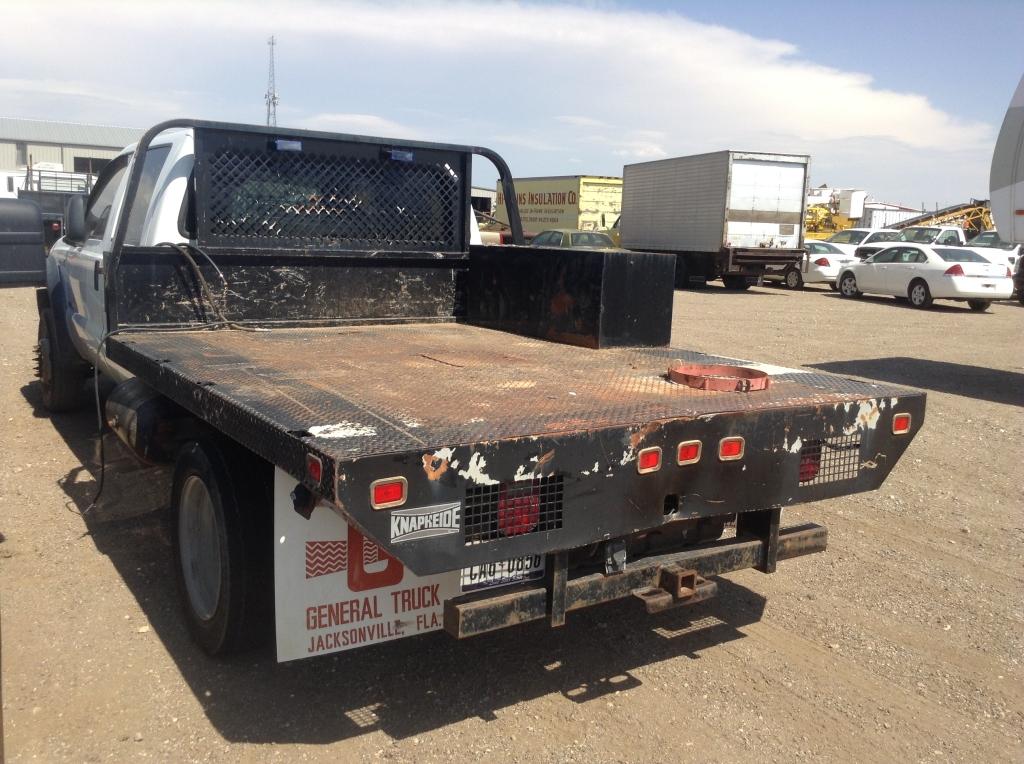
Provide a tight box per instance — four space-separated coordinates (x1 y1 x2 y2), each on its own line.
0 117 143 149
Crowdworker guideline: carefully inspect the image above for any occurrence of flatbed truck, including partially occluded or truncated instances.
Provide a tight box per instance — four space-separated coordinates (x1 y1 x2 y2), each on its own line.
37 119 924 661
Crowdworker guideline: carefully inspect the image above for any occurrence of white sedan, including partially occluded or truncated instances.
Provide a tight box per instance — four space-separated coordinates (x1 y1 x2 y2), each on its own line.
837 244 1013 311
765 240 856 289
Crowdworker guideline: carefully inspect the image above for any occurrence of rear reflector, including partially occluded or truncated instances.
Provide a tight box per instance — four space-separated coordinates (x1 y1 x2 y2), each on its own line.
637 446 662 474
892 413 911 435
371 477 408 509
718 437 744 461
943 264 964 276
677 440 702 465
306 453 323 484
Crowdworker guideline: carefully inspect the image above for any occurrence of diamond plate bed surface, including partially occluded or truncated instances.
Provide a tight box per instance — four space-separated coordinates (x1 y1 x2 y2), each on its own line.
111 322 912 460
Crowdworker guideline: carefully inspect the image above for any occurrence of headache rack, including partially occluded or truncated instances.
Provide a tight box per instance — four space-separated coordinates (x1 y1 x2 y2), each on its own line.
104 118 526 332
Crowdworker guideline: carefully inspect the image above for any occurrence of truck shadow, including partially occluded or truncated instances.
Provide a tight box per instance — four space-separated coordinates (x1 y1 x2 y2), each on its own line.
23 379 769 746
808 357 1024 407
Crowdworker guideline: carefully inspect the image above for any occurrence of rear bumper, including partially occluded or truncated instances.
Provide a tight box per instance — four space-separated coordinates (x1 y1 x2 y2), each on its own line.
444 519 827 638
932 277 1013 300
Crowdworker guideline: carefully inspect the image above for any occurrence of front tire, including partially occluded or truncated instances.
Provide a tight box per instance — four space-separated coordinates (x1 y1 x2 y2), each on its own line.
36 302 90 412
172 440 272 655
908 279 933 309
784 268 803 289
838 272 860 298
967 299 991 312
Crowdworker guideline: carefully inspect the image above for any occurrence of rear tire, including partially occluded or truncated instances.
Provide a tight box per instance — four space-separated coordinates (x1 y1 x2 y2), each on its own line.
171 439 273 655
908 279 933 309
722 275 751 290
36 298 90 412
784 268 803 289
967 299 991 312
838 272 860 298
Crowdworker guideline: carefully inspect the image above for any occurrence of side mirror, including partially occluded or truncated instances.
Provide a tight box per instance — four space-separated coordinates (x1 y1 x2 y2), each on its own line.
64 195 86 243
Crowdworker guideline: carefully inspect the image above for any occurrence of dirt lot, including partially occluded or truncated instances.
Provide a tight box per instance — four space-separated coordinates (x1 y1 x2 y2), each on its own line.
1 282 1021 762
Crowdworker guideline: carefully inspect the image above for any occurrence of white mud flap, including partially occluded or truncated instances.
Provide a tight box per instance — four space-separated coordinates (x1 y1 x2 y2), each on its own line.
273 469 461 662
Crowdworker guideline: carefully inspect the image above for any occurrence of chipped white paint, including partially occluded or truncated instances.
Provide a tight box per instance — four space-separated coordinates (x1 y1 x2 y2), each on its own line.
619 447 636 466
890 397 899 408
458 452 499 486
433 447 455 462
514 464 533 482
788 437 803 454
844 399 881 435
309 422 376 439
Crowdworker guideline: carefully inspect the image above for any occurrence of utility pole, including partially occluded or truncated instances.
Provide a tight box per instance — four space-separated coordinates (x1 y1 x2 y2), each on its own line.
265 35 279 127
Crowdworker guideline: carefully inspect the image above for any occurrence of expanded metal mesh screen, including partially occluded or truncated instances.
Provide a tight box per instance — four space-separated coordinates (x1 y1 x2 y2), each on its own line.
464 476 564 544
799 433 861 486
195 130 467 252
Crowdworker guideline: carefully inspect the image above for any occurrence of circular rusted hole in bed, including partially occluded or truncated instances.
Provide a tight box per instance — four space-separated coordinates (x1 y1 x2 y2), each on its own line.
667 361 770 392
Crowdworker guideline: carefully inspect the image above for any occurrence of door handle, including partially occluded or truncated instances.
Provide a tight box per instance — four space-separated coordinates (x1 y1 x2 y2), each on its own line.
93 260 104 290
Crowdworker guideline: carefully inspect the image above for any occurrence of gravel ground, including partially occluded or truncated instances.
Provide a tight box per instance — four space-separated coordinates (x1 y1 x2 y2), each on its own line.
1 282 1021 763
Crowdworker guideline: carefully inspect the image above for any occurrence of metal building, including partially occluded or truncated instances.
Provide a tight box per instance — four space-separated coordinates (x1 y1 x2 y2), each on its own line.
0 117 142 174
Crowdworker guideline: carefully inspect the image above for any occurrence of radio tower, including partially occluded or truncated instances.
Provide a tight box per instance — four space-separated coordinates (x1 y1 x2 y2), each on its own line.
265 35 279 127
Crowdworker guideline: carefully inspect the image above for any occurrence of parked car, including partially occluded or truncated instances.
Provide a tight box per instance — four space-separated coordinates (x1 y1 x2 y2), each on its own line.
965 230 1020 268
855 226 968 260
529 229 622 249
837 244 1013 311
764 240 855 289
824 228 900 257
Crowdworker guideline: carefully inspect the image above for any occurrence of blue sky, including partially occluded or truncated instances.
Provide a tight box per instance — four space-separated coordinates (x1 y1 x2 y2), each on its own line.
4 1 1022 207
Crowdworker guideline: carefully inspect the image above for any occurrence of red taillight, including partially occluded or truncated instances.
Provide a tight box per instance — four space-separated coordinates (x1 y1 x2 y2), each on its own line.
799 451 820 482
943 264 964 276
1006 267 1013 278
306 453 323 484
892 413 912 435
637 446 662 474
371 477 407 509
677 440 702 465
718 437 744 461
813 257 830 267
498 486 539 535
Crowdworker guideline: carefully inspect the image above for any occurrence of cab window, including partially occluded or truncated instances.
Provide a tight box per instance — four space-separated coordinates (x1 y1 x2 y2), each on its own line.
83 156 129 241
869 249 898 264
937 231 961 245
124 145 172 245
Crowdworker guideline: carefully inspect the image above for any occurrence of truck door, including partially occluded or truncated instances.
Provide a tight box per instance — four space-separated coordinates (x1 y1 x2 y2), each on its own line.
60 155 129 356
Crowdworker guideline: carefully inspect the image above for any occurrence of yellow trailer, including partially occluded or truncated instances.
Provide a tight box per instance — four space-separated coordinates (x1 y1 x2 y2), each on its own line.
494 175 622 234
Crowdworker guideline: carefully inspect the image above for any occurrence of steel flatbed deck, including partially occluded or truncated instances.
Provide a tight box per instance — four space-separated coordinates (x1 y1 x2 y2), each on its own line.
108 321 925 575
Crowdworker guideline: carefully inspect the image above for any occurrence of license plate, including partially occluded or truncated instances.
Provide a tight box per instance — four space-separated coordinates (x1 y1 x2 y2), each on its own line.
460 555 545 592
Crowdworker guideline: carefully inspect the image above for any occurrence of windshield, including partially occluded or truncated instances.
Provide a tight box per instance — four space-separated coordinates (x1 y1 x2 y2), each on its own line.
864 231 901 243
899 227 940 243
968 232 1014 250
829 230 868 244
570 232 615 247
936 248 988 262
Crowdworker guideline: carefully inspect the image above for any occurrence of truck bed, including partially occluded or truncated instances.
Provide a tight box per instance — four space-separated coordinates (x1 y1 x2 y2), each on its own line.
108 321 924 574
109 321 904 454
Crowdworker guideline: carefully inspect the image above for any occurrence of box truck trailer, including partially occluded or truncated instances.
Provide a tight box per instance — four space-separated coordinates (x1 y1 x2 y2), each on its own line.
494 175 622 236
621 151 809 289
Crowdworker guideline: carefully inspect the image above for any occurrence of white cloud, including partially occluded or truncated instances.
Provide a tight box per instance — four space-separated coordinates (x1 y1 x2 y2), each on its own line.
301 113 419 139
555 115 608 129
0 1 995 203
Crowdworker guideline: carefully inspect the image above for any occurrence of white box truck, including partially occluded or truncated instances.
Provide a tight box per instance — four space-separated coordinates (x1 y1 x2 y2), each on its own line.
621 151 809 289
